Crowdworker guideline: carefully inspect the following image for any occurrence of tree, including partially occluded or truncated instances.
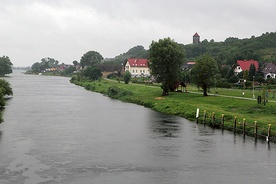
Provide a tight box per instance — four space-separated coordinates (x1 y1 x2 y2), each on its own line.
248 64 256 81
73 60 79 66
83 66 102 80
148 37 185 96
31 62 41 73
190 54 219 96
80 51 103 68
62 66 76 76
123 70 131 84
0 56 13 76
0 79 13 108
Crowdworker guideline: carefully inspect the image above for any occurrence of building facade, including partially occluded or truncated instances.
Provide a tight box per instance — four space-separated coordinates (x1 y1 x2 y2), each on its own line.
124 58 150 77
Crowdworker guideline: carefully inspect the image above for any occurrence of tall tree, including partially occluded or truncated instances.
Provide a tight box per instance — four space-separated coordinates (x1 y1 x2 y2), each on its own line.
0 56 13 76
190 54 219 96
83 66 102 80
31 62 41 73
80 51 103 68
148 37 185 96
248 64 256 81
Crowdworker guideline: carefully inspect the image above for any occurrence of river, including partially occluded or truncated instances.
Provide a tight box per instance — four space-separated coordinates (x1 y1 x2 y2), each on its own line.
0 70 276 184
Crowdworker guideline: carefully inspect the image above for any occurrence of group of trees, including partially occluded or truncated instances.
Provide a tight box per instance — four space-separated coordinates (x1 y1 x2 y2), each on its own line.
184 32 276 65
31 57 60 73
0 56 13 76
0 56 13 122
0 79 13 108
148 38 219 96
79 51 103 80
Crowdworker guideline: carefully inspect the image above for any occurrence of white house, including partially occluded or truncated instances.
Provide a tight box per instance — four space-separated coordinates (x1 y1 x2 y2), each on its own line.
124 58 150 77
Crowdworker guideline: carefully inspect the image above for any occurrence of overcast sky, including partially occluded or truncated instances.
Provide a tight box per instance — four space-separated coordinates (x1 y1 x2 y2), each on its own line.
1 0 275 67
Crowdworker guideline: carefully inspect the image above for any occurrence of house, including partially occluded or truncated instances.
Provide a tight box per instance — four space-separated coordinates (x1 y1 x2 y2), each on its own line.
124 58 150 77
234 59 259 74
182 61 196 71
263 63 276 79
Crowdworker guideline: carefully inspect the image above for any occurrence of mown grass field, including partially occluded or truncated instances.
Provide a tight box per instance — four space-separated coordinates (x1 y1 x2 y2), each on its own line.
71 78 276 137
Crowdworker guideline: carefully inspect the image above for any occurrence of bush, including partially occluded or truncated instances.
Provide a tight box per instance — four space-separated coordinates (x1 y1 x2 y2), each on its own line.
107 73 116 79
107 86 133 98
84 84 96 91
123 71 131 84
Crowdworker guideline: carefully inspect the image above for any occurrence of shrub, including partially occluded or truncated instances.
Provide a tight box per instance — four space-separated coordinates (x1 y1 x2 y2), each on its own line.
107 86 133 98
123 71 131 84
84 84 96 91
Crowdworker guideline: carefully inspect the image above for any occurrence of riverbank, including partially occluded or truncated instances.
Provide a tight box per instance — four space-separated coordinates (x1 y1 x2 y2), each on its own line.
71 78 276 139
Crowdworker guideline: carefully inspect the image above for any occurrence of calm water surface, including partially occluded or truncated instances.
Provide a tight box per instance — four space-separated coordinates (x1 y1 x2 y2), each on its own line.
0 70 276 184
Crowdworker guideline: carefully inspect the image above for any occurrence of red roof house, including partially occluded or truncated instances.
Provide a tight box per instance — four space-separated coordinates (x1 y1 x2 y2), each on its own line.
124 58 150 77
234 59 259 74
127 58 148 67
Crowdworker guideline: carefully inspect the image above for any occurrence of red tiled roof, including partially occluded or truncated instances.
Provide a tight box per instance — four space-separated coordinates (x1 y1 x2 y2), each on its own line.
237 60 259 71
193 32 200 37
187 61 196 65
127 58 148 67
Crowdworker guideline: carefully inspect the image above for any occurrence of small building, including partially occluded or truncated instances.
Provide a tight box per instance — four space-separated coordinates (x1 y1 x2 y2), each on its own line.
193 32 200 44
182 61 196 71
234 59 259 74
124 58 150 77
263 63 276 79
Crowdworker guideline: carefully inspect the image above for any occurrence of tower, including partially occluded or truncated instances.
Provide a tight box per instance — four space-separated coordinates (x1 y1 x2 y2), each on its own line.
193 32 200 44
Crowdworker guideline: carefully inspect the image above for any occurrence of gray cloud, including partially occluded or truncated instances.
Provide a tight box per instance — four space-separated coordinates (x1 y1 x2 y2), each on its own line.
0 0 275 66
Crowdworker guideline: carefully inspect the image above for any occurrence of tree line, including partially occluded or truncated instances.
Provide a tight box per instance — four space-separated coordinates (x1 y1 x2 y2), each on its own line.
0 55 13 122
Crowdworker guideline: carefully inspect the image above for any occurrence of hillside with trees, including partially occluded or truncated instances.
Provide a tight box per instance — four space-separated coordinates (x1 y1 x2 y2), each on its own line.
99 45 148 72
101 32 276 71
184 31 276 64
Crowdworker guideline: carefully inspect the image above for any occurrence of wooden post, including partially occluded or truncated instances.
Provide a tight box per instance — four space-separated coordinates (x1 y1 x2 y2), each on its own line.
196 108 199 124
243 118 246 136
221 114 224 129
211 112 215 127
234 117 237 132
254 121 258 140
203 110 207 126
267 124 271 142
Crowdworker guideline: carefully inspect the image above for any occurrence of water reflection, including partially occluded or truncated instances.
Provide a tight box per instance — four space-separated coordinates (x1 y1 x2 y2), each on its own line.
147 113 182 138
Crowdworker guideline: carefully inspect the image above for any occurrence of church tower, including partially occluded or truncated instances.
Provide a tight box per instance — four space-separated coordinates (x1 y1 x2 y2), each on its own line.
193 32 200 44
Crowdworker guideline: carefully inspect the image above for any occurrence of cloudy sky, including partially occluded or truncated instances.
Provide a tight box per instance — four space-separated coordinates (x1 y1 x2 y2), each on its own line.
0 0 275 67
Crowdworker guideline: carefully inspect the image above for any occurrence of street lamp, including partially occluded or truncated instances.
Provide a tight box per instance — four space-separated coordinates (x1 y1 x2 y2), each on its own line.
253 76 255 99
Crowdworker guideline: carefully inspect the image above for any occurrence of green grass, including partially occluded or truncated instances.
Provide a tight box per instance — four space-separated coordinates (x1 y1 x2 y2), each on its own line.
71 78 276 138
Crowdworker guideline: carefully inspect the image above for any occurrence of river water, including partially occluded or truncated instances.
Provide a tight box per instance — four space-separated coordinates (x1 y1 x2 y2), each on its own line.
0 70 276 184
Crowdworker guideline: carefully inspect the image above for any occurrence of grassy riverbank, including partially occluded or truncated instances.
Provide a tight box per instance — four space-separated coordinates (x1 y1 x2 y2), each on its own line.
71 78 276 138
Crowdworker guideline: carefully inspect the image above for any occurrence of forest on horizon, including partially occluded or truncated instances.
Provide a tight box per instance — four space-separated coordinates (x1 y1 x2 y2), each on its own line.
103 31 276 68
